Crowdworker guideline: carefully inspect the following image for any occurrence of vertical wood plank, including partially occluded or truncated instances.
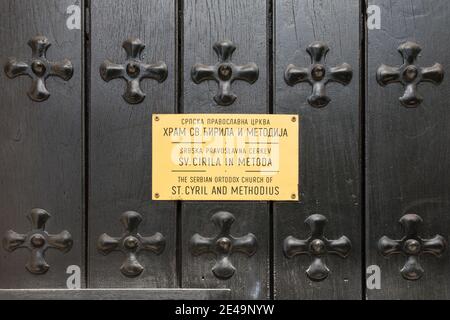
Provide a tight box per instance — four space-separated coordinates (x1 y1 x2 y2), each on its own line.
0 0 84 288
274 0 362 299
88 0 176 287
181 0 269 299
367 0 450 299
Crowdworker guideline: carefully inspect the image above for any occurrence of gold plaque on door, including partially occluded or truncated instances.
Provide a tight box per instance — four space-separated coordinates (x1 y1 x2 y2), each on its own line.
152 114 299 201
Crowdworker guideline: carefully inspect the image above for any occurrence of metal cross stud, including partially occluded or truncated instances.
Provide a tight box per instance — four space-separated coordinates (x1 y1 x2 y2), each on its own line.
97 211 165 277
4 35 74 102
378 213 447 280
283 214 352 281
191 40 259 106
190 211 257 280
100 38 168 104
284 41 353 108
377 41 444 107
2 208 73 274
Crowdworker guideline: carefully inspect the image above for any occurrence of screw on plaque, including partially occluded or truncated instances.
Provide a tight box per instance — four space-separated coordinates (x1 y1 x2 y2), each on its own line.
2 208 73 274
377 41 444 107
190 211 257 279
378 213 447 280
4 35 74 102
97 211 165 277
191 40 259 106
99 38 168 104
284 41 353 108
283 214 352 281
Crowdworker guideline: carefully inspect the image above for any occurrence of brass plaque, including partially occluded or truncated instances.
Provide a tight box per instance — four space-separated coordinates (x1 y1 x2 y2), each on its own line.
152 114 299 201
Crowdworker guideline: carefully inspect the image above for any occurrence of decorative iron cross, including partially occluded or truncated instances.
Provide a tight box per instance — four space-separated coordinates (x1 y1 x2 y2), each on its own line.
2 208 73 274
377 41 444 107
4 35 74 102
283 214 352 281
284 41 353 108
191 40 259 106
190 211 257 280
97 211 165 277
378 213 447 280
99 38 168 104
